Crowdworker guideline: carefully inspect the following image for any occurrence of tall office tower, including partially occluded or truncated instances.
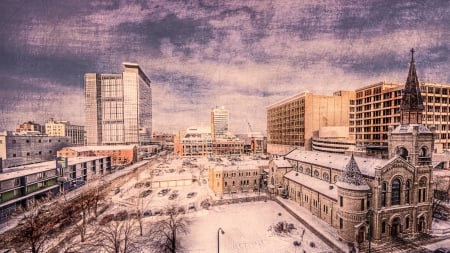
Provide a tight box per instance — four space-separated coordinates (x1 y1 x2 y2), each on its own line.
211 106 229 140
85 63 152 146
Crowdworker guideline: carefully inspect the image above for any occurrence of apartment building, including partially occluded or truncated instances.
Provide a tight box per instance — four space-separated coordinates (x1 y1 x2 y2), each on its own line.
0 131 71 168
355 82 450 156
267 90 355 153
0 156 111 223
45 118 85 146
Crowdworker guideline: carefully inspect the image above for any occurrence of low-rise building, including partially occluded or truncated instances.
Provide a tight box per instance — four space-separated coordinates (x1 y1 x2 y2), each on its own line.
15 121 45 134
45 118 85 146
0 156 110 223
0 131 71 168
57 145 136 167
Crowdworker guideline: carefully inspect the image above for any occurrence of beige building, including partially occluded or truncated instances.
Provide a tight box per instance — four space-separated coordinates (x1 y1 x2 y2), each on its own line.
267 90 355 152
354 81 450 156
45 118 84 146
208 160 267 195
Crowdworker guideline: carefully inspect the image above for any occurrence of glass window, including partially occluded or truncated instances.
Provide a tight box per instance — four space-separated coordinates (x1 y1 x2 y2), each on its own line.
391 178 401 205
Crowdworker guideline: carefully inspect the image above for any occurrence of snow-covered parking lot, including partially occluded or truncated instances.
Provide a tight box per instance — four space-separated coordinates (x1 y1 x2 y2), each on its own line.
180 201 332 253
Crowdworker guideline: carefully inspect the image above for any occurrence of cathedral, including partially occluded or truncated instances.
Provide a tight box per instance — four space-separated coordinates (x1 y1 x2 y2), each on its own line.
268 49 434 245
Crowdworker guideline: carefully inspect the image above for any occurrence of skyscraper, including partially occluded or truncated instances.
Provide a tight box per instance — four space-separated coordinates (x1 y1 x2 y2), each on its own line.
85 63 152 145
211 106 229 140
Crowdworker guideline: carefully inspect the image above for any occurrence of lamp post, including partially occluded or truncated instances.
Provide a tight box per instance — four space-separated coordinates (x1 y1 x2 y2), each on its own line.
217 227 225 253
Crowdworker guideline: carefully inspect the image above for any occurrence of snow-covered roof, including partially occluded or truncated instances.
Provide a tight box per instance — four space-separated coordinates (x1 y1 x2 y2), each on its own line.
272 158 292 168
284 170 338 200
285 150 386 178
336 154 370 191
63 145 136 152
0 156 108 181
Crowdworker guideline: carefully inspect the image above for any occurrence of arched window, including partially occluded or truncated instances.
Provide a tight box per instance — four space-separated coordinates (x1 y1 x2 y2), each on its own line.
299 166 303 173
396 147 408 160
419 146 428 157
314 170 319 177
405 180 411 204
381 182 387 207
391 178 401 205
405 217 410 229
323 172 330 181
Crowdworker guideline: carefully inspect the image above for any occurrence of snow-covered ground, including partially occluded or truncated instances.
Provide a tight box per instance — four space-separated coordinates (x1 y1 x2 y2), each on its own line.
179 201 332 253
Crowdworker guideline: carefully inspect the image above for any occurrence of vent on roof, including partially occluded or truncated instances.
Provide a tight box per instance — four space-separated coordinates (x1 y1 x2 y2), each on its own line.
295 173 298 176
329 185 334 190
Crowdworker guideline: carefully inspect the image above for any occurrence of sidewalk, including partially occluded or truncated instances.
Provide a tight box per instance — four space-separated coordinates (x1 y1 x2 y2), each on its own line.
274 196 349 253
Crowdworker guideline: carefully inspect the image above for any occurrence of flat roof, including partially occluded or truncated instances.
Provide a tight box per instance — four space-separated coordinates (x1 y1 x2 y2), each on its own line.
0 156 108 181
62 145 136 152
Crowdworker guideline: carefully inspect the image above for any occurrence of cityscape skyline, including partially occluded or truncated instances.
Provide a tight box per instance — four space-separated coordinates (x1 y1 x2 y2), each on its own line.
0 0 448 133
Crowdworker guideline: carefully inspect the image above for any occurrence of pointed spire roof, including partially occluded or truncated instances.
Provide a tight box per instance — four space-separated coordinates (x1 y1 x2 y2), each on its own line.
336 154 369 190
400 48 424 124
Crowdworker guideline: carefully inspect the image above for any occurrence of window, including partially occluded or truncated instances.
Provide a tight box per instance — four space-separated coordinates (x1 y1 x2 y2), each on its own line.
381 182 387 207
382 221 386 233
405 180 411 204
391 178 401 205
405 217 410 229
418 177 427 203
314 170 319 177
361 199 365 211
339 218 343 229
340 196 343 207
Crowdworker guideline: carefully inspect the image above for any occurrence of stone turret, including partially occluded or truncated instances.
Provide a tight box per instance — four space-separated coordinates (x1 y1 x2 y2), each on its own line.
336 154 370 243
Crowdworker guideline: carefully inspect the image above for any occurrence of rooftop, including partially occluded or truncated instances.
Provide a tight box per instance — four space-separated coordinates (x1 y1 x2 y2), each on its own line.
284 170 338 200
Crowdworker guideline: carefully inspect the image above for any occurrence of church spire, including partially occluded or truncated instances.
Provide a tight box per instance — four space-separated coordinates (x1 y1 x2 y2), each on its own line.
400 48 424 125
338 154 367 187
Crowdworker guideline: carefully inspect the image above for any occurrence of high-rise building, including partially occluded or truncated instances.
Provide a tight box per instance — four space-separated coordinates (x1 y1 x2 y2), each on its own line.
354 81 450 156
211 106 229 140
266 91 355 153
45 118 84 146
85 63 152 146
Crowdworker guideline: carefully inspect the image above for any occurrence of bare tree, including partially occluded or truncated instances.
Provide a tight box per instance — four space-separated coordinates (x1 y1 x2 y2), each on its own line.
433 175 450 219
9 200 59 253
95 219 140 253
147 206 189 253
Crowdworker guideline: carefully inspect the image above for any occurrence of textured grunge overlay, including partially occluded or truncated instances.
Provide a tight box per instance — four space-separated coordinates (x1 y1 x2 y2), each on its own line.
0 0 448 133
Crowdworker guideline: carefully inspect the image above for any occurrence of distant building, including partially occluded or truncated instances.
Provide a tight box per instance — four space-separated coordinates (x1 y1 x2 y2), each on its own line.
57 145 136 167
211 106 229 140
267 90 355 153
85 62 152 146
45 118 84 146
15 121 44 134
0 131 71 168
312 126 355 154
208 159 267 196
0 156 111 223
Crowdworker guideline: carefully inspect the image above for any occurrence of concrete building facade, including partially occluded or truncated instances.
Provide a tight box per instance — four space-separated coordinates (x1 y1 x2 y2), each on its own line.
267 90 355 152
85 62 152 146
0 131 71 168
211 106 229 140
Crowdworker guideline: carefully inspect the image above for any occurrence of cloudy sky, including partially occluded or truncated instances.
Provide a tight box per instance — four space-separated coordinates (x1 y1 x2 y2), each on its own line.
0 0 448 134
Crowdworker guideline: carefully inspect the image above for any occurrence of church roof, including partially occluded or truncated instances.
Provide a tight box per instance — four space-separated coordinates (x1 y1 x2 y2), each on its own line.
400 48 424 112
336 154 370 190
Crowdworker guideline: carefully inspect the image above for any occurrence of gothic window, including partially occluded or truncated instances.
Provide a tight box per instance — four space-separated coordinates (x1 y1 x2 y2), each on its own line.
306 168 311 175
299 166 303 173
405 180 411 204
314 170 319 177
419 146 428 157
381 182 387 207
391 178 401 205
381 220 386 233
405 217 410 229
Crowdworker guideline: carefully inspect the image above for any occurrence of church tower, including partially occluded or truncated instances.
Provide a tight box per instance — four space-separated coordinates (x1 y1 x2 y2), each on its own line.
336 154 370 243
388 49 434 165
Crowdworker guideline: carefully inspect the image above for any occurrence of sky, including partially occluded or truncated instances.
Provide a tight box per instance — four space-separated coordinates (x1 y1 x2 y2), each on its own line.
0 0 448 134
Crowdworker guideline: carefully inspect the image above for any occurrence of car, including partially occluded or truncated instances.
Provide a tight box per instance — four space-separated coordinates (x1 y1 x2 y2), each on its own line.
134 183 144 188
434 248 450 253
168 192 179 200
113 187 121 195
139 189 153 198
158 188 171 196
143 210 152 217
99 214 114 225
114 210 128 221
187 192 197 198
144 181 151 187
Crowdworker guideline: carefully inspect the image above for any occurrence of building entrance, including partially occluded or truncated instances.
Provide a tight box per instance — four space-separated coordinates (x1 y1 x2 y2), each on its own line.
391 217 401 237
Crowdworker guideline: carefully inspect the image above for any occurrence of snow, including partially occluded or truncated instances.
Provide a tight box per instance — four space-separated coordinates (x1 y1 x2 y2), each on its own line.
284 171 338 200
179 201 333 253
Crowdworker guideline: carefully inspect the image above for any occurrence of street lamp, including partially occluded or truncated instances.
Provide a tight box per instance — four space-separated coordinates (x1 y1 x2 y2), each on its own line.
217 227 225 253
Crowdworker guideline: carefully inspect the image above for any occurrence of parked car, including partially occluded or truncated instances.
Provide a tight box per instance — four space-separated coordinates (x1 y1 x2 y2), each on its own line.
113 187 121 195
139 190 153 198
434 248 450 253
168 192 179 200
143 210 152 217
134 183 144 188
158 188 171 196
114 210 128 221
99 214 114 225
187 192 197 198
144 181 151 187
